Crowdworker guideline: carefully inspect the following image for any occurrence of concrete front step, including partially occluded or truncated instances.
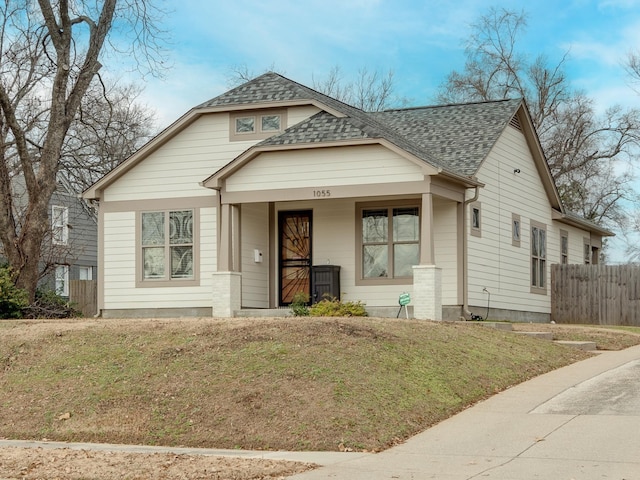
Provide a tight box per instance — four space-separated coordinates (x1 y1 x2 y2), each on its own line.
554 340 598 351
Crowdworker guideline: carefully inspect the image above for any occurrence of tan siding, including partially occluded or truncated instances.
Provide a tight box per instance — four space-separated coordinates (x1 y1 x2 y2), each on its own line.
468 126 551 313
102 207 217 310
433 199 459 305
287 106 321 126
104 114 250 201
226 145 424 192
241 203 269 307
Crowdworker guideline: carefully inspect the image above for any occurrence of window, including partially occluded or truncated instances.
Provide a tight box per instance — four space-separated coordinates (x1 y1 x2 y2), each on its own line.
561 230 569 264
470 202 481 238
584 240 592 264
78 266 93 281
141 210 194 282
230 110 286 141
512 213 521 247
55 265 69 296
359 203 419 283
531 221 547 293
51 205 69 245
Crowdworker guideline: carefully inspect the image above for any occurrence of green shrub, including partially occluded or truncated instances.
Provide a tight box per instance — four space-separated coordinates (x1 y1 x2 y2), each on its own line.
308 296 367 317
23 289 81 319
0 266 29 319
289 291 310 316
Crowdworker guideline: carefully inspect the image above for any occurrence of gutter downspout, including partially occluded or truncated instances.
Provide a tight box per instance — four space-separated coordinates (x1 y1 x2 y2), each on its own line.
462 186 479 320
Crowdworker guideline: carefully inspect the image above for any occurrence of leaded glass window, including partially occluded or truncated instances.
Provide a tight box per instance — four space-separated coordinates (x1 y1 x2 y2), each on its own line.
142 210 194 281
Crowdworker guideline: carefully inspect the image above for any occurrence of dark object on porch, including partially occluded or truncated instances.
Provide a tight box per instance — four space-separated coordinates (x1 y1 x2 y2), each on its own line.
312 265 341 304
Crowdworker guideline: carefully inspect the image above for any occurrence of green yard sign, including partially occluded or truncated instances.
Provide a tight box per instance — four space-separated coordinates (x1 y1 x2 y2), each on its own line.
399 293 411 306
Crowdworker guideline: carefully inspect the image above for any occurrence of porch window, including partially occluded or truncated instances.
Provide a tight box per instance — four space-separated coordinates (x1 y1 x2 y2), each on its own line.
360 205 419 282
140 209 195 283
531 221 547 294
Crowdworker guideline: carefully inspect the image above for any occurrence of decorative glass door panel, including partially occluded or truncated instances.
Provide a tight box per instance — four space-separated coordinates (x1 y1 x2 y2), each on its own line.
279 210 312 305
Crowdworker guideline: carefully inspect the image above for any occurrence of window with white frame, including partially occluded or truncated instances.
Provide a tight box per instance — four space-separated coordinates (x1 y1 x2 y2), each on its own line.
141 210 194 282
359 204 420 283
51 205 69 245
531 221 547 293
55 265 69 296
78 266 93 281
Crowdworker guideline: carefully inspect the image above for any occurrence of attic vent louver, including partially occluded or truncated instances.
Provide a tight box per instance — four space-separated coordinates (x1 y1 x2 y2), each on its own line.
509 114 522 131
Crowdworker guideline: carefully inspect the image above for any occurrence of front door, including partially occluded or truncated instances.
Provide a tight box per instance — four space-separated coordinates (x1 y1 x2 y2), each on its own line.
279 210 312 305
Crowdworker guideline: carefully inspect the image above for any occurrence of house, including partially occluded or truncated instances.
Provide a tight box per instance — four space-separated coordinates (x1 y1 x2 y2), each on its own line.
4 176 97 297
82 72 612 321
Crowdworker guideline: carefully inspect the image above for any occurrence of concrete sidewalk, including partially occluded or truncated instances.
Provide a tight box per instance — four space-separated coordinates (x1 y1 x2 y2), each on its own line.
289 343 640 479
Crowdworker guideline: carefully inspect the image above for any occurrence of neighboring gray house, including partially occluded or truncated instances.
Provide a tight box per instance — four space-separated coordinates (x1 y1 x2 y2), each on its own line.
4 175 97 297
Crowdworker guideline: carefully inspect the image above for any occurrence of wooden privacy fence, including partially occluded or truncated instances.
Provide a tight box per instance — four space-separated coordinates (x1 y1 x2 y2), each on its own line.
551 264 640 326
70 280 97 317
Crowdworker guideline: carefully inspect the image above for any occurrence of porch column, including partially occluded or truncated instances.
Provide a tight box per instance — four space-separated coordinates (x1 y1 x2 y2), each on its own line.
420 193 435 264
413 192 442 320
213 201 241 318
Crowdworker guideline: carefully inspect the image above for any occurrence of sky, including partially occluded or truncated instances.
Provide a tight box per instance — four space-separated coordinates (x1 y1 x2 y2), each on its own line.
118 0 640 261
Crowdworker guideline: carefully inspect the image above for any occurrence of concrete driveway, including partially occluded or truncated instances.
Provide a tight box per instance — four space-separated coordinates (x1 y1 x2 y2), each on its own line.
289 344 640 479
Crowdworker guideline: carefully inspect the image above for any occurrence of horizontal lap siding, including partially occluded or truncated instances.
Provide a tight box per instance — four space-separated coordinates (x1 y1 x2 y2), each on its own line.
241 203 269 308
468 127 554 314
226 145 424 192
434 199 459 305
102 208 217 309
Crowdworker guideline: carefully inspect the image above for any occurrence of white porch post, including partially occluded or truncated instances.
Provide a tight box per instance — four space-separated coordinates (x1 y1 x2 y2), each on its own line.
213 201 241 317
413 192 442 320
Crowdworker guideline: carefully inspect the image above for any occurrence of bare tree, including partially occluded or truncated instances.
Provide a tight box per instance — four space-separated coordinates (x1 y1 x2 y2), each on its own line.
0 0 165 299
437 7 640 230
312 66 407 111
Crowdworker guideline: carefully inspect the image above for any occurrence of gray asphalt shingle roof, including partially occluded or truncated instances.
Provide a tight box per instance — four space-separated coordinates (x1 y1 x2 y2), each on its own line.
200 72 523 177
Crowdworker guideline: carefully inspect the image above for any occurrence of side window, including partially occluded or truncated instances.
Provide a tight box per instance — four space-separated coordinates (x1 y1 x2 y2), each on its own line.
561 230 569 264
55 265 69 296
52 205 69 245
512 213 521 247
584 239 592 264
531 221 547 294
470 202 481 238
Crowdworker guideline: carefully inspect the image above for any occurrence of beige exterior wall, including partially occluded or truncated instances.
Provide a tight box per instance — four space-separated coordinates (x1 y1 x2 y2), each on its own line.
241 203 270 308
103 106 321 202
467 125 591 315
225 145 425 192
102 207 217 310
433 198 459 305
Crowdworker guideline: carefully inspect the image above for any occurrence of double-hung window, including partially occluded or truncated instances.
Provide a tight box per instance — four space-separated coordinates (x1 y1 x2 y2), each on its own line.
359 203 419 283
560 230 569 264
55 265 69 296
531 221 547 294
141 210 195 283
51 205 69 245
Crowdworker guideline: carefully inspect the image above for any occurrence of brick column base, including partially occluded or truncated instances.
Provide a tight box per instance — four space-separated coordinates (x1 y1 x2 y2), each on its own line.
212 272 242 318
412 265 442 320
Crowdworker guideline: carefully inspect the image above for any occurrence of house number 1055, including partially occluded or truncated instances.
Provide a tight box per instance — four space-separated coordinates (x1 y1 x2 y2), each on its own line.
313 189 331 198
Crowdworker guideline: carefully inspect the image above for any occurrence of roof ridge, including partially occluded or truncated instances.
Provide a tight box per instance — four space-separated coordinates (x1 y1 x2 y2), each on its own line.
381 97 522 113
